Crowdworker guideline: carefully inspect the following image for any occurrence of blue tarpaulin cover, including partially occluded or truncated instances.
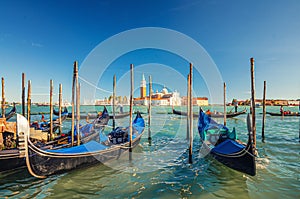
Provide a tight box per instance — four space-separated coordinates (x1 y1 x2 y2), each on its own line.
47 140 108 154
198 109 237 140
198 109 228 140
211 139 245 154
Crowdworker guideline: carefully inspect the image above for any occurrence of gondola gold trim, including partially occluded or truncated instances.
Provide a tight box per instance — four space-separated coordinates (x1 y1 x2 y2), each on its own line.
24 124 47 179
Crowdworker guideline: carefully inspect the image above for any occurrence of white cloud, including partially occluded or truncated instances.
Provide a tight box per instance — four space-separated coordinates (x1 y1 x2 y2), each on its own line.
31 42 43 47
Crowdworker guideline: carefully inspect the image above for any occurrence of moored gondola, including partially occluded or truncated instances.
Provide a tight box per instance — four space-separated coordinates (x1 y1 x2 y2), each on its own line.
198 109 256 176
0 107 109 172
173 108 247 118
30 113 68 133
0 103 17 121
24 111 145 178
266 111 300 116
53 107 130 119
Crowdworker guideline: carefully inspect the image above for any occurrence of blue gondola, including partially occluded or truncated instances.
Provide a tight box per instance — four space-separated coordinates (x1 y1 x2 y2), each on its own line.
198 108 256 176
24 111 145 178
0 103 16 120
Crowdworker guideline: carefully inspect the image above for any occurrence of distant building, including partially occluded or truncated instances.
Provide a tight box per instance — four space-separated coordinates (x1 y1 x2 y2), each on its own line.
181 96 209 106
233 99 298 106
288 100 299 106
133 74 182 106
95 99 108 105
95 95 129 106
151 88 181 106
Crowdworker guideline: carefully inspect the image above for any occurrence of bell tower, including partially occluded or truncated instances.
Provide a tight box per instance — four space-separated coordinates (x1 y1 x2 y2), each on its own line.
140 74 146 98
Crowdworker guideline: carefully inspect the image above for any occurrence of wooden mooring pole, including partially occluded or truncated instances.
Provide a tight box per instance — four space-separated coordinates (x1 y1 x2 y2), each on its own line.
188 63 193 164
298 101 300 142
1 77 5 118
22 73 26 117
113 75 116 130
75 62 80 146
262 81 266 141
250 58 256 147
186 74 190 140
223 82 227 126
71 62 76 146
50 80 53 140
129 64 134 161
59 84 62 134
148 75 152 144
27 80 31 124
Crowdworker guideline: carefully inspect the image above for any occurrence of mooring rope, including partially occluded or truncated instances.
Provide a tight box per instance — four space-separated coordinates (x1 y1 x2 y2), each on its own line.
78 75 112 94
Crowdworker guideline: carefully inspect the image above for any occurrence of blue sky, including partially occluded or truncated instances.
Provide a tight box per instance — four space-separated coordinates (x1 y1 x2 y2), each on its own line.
0 0 299 104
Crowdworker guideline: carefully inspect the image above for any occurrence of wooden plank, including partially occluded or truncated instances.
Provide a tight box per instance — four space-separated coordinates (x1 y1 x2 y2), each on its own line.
30 128 48 141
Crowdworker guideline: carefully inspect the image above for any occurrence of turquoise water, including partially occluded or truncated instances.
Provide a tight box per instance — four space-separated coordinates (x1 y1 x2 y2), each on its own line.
0 105 299 198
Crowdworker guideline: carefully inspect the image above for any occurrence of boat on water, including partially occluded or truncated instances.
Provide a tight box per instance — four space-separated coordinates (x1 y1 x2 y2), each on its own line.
53 107 130 120
0 103 17 121
198 108 256 176
172 108 247 119
24 111 145 178
266 111 300 116
0 107 109 172
30 112 68 133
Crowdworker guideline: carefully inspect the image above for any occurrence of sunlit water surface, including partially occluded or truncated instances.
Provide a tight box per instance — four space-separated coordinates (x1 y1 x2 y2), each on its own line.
0 105 299 198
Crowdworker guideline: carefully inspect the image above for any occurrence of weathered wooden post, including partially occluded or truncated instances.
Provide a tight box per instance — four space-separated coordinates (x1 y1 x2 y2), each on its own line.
129 64 134 161
22 73 26 117
75 62 80 146
189 63 193 164
262 81 266 141
50 79 53 140
59 84 62 134
298 99 300 142
71 62 76 146
148 75 152 144
250 58 256 147
223 82 227 126
186 74 190 140
1 77 5 118
113 75 116 130
27 80 31 124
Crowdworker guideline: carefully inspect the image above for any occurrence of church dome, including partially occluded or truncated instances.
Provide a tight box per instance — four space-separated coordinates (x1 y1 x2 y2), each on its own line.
161 87 168 94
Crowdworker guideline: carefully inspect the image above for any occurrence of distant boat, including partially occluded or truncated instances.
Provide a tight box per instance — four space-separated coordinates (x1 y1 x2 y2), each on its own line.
266 111 300 116
30 112 68 133
36 103 49 107
198 109 256 176
255 103 262 108
53 107 130 120
172 108 247 119
63 101 72 107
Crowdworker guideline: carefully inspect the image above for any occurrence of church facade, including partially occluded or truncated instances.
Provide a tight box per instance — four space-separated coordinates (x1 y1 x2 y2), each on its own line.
133 74 182 106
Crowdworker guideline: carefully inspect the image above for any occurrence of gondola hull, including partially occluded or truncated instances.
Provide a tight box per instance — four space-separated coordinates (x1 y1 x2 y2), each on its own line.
27 134 142 177
173 109 246 118
0 150 25 172
0 129 103 173
0 107 109 173
266 112 300 116
24 112 145 178
203 136 256 176
198 109 256 176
